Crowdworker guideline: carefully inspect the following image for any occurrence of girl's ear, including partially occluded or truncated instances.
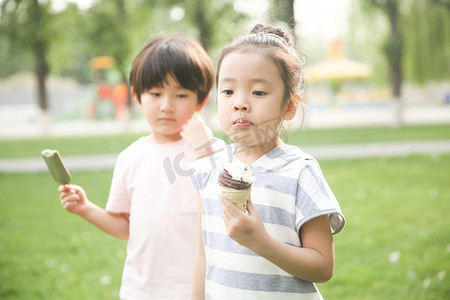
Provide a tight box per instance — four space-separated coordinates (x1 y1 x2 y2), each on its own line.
130 86 141 108
283 94 301 121
196 93 210 111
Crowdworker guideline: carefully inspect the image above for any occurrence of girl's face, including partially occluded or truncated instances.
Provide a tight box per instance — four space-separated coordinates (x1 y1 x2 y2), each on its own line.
135 76 201 143
217 52 292 152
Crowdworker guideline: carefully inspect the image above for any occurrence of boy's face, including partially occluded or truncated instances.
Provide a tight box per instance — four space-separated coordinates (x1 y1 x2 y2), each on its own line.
136 76 201 143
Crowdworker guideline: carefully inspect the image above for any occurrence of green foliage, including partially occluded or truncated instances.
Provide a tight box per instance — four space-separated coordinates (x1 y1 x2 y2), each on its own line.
353 0 450 86
403 0 450 84
0 0 248 83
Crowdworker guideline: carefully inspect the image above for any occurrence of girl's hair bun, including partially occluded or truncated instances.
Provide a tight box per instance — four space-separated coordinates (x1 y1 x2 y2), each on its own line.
250 24 291 45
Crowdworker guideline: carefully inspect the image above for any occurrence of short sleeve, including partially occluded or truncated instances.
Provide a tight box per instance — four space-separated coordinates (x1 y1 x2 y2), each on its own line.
105 153 131 213
295 161 345 235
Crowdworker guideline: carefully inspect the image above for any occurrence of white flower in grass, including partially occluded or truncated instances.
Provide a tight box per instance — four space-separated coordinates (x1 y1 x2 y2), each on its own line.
100 275 112 285
388 251 400 263
59 262 69 272
437 271 446 280
428 187 439 199
45 258 57 268
423 278 431 288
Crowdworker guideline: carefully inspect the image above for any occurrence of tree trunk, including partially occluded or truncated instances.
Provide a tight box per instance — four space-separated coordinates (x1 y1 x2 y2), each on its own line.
286 0 297 46
35 40 48 111
195 0 210 51
31 0 50 134
386 0 403 127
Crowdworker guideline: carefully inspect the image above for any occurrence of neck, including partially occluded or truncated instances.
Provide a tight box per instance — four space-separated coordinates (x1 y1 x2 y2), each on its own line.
234 137 283 165
148 132 182 144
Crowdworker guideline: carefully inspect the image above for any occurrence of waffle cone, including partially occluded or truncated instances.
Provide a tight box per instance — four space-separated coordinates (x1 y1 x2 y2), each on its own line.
219 185 251 212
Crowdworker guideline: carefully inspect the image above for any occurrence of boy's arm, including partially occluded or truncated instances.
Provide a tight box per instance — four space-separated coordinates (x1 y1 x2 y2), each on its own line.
59 185 129 240
191 197 206 299
181 114 214 159
221 196 334 283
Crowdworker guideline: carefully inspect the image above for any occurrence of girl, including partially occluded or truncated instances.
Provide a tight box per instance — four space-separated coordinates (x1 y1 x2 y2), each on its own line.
189 24 345 299
58 35 214 299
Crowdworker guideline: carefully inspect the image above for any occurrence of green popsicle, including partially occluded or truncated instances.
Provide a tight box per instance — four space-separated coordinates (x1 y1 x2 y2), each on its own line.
41 149 71 184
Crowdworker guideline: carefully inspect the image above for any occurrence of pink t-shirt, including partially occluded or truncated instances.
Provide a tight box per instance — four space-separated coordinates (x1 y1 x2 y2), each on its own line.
106 137 198 300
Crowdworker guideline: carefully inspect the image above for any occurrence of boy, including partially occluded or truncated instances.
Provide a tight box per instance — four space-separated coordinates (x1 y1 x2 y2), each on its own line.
59 35 214 299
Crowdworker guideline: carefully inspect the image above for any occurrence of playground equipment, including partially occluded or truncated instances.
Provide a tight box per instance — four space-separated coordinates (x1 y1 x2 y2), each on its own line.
87 56 128 120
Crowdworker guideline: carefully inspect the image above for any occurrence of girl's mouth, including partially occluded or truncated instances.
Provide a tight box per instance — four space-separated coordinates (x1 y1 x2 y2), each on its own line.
233 117 252 128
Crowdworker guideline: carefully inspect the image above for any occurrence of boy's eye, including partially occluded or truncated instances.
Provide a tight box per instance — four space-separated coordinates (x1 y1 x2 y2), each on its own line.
176 94 188 98
253 90 267 96
147 91 161 97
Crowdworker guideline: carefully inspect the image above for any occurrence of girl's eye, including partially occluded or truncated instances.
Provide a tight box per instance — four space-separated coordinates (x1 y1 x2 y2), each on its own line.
222 89 233 96
253 90 267 96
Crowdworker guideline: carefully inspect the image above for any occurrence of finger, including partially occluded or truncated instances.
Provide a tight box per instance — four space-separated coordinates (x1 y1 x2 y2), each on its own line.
59 189 76 200
63 200 77 211
62 193 79 204
220 194 245 219
246 197 256 214
58 185 70 193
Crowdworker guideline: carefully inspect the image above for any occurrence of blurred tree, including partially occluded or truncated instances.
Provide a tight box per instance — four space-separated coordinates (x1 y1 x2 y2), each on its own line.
356 0 449 126
82 1 131 84
0 0 54 132
270 0 297 46
403 0 450 84
173 0 247 54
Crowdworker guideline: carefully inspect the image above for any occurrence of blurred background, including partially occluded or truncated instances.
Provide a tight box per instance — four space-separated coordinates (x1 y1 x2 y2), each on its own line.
1 1 450 299
0 0 449 137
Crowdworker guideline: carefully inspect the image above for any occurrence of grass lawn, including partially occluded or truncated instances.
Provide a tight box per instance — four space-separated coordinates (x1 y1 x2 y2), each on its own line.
1 153 449 299
1 124 449 158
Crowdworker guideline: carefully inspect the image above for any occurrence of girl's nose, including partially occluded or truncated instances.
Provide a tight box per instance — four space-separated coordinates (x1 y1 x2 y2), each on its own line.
233 101 250 112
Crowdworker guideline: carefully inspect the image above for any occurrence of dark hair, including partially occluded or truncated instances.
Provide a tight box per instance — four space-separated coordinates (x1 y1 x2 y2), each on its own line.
216 24 305 107
130 36 214 104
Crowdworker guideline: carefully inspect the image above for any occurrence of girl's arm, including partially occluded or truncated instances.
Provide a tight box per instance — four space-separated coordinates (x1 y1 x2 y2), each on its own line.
59 185 129 240
191 197 206 299
220 195 334 283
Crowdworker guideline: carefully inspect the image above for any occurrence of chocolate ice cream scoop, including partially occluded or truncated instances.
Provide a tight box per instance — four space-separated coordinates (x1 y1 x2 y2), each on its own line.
218 169 252 190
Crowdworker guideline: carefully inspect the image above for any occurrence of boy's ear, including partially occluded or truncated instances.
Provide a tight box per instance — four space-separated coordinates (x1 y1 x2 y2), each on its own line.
130 87 141 107
196 94 210 111
283 94 301 121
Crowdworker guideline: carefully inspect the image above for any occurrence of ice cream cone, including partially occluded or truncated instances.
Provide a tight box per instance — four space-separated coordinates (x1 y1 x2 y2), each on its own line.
219 185 251 212
218 161 255 212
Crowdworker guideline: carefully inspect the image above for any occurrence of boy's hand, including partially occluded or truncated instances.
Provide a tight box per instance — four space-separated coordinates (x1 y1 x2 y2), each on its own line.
181 114 213 159
220 194 269 252
58 184 90 215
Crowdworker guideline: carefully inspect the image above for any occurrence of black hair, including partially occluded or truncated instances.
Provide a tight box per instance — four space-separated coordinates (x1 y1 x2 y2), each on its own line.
130 36 214 104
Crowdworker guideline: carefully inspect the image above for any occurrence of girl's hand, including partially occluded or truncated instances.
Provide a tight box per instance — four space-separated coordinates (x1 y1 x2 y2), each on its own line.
220 194 269 251
58 184 90 215
181 114 213 158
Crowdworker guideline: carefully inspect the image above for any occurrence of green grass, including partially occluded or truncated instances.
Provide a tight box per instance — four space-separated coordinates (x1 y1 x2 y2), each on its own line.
0 171 126 300
1 124 449 158
1 154 449 299
317 154 450 299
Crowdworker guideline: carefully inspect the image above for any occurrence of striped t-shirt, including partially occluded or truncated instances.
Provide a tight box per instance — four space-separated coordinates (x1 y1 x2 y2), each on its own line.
190 140 345 300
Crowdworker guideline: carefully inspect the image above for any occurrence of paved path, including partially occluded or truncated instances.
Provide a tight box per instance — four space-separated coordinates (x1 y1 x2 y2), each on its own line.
1 140 450 173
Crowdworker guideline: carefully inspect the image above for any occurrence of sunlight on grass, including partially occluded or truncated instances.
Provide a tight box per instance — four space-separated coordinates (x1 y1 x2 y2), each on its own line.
317 154 450 299
0 154 449 299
